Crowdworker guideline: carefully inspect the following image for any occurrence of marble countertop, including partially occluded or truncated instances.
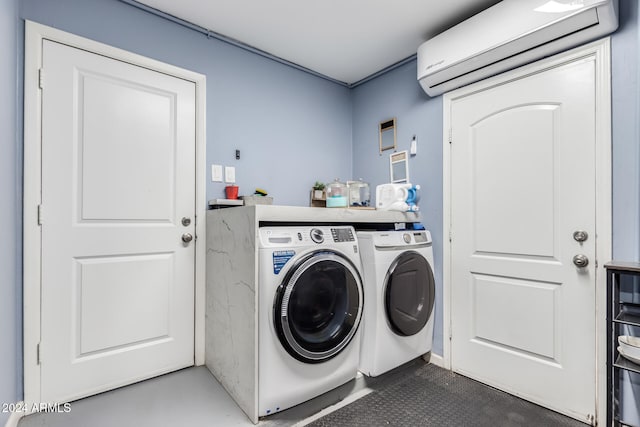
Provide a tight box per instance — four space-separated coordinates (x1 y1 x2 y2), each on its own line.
207 205 421 223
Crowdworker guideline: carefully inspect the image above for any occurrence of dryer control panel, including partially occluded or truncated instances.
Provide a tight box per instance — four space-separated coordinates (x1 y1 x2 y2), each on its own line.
359 230 432 249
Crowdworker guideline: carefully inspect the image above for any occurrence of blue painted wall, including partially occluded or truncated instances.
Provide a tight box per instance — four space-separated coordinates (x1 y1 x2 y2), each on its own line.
612 0 640 261
21 0 354 206
0 0 19 424
612 1 640 421
351 63 444 354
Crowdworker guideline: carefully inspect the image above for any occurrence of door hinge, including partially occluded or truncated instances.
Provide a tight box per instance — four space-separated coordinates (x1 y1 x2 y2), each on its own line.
36 343 41 365
449 229 453 242
38 68 44 89
37 204 43 225
448 128 452 144
194 215 198 240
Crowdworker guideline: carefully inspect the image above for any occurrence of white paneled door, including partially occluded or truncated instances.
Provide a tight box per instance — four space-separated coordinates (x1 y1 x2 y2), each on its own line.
40 39 196 403
449 57 597 422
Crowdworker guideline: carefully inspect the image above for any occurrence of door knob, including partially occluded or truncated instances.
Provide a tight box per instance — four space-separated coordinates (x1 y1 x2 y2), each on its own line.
182 233 193 243
573 254 589 268
573 230 588 243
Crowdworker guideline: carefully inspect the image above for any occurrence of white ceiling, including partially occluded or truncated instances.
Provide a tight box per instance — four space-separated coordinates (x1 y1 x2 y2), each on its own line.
135 0 501 85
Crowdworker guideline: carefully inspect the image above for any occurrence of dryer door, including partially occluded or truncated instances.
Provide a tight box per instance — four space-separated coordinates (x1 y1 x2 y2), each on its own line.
384 251 435 336
274 250 363 364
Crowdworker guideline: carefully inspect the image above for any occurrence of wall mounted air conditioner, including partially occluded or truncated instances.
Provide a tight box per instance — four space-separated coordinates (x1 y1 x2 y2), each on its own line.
417 0 618 96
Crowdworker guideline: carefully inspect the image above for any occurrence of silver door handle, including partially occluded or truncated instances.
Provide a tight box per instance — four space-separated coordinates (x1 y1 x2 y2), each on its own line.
182 233 193 243
573 254 589 268
573 230 588 242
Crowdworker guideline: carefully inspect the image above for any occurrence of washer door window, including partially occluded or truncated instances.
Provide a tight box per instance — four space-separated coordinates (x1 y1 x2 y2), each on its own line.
274 251 363 364
384 251 435 336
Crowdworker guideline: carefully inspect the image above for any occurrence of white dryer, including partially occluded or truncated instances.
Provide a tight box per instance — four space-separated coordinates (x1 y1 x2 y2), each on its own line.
258 226 364 416
357 230 435 377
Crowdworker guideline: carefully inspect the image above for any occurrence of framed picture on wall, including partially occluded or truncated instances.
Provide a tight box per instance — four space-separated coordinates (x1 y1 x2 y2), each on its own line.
379 118 397 153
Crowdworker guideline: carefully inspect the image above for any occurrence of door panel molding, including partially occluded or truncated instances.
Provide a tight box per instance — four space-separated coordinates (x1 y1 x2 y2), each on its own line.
442 38 611 426
23 20 207 405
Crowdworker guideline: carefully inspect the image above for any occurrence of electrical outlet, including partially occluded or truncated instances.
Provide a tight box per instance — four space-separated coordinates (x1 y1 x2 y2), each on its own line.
212 164 223 182
225 166 236 183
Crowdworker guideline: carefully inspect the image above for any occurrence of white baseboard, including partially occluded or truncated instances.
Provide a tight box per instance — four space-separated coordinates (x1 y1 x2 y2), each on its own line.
426 352 445 368
3 402 26 427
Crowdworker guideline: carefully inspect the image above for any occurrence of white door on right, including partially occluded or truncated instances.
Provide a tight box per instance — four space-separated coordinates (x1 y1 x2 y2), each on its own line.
450 57 597 422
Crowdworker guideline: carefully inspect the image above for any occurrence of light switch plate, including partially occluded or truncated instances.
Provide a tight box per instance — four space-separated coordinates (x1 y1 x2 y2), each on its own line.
225 166 236 183
212 164 223 182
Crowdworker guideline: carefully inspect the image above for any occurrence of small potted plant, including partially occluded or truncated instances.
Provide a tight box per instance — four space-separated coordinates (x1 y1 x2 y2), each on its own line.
312 181 326 200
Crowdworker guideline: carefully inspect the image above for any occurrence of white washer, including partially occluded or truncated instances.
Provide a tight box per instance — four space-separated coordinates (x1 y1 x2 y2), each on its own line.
258 225 364 416
357 230 435 377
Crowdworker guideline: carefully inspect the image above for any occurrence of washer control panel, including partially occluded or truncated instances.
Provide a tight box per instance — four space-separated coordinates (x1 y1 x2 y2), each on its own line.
310 228 324 244
331 227 355 243
259 226 357 247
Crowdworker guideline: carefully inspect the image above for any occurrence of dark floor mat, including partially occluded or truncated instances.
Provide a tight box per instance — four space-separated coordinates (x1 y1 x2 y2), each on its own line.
306 362 586 427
